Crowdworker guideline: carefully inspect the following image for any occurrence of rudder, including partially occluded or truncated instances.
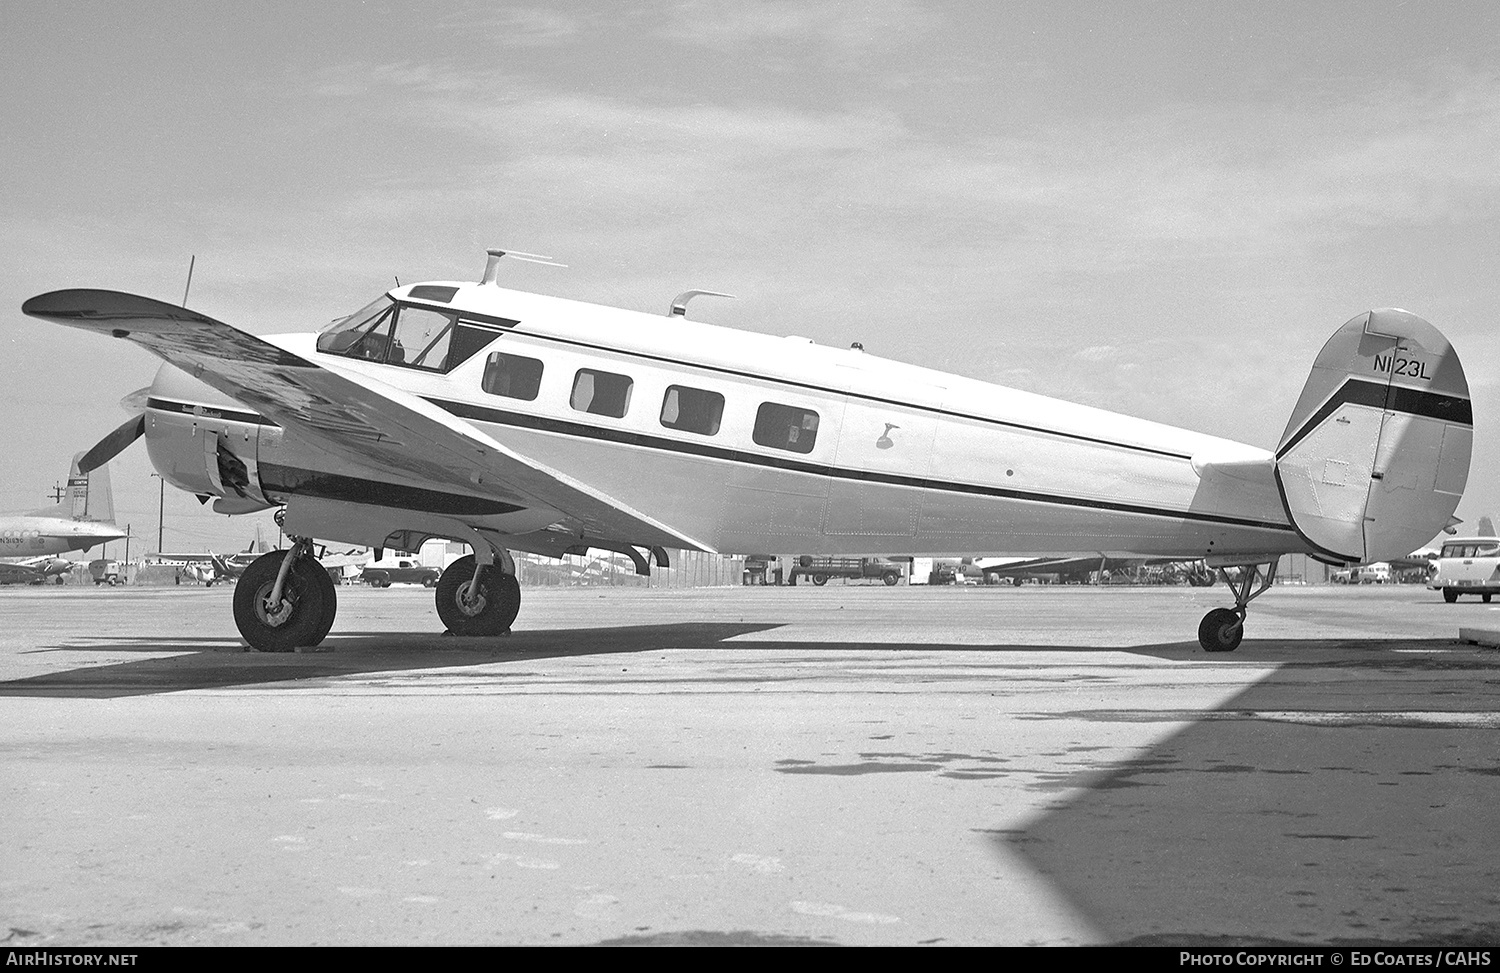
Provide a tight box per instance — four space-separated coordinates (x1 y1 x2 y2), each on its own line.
67 451 117 524
1275 309 1472 563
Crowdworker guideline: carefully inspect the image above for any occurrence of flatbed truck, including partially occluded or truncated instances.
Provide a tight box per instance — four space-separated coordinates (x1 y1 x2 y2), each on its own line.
788 556 904 587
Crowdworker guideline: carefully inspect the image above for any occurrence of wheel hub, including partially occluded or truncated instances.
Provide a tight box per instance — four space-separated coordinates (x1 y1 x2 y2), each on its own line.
255 584 293 627
456 581 488 617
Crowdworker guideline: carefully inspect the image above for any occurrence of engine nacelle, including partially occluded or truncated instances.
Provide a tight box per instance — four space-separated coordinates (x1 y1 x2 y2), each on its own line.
143 364 275 513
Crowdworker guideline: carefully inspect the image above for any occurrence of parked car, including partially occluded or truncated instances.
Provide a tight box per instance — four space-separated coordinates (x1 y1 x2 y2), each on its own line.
1429 537 1500 604
361 558 441 588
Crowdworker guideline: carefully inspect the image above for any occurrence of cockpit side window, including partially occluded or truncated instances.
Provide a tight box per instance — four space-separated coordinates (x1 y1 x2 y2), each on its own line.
391 306 455 369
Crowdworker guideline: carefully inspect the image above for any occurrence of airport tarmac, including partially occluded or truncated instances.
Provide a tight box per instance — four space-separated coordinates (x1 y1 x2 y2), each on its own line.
2 582 1498 946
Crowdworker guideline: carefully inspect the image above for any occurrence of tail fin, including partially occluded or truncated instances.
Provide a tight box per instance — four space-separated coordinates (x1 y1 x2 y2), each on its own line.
66 452 116 524
1275 309 1472 563
1479 515 1496 537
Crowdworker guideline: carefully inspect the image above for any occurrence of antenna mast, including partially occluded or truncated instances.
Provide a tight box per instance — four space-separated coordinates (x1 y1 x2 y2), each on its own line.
182 255 196 306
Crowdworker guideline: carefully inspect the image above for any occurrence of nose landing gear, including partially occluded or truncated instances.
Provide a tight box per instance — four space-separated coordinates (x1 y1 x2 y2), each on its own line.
1198 557 1279 653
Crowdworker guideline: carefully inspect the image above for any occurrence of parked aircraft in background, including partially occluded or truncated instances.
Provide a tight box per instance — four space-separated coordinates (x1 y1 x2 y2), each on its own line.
0 555 75 585
967 555 1216 586
23 250 1472 651
0 459 125 584
149 526 273 585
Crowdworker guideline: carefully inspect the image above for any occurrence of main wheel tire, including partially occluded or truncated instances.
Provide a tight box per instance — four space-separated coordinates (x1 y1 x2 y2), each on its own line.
233 552 331 652
1443 588 1459 604
1198 607 1244 653
435 555 521 636
1485 594 1493 604
812 574 829 586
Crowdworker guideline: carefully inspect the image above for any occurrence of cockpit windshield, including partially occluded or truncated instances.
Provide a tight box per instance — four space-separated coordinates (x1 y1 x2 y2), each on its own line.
315 293 506 373
316 295 398 361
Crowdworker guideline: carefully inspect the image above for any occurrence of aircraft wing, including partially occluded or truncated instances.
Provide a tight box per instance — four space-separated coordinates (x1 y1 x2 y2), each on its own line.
22 290 713 552
0 559 46 584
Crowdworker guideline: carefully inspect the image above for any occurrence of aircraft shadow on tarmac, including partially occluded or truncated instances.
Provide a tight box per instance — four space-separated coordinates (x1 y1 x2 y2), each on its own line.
992 649 1500 947
0 623 1479 700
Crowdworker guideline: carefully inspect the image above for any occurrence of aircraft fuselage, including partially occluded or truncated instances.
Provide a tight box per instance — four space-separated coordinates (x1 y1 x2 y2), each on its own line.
140 280 1306 561
0 514 124 557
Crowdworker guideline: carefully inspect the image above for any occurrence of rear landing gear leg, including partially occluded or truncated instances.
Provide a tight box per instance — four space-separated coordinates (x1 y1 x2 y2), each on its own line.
1198 557 1279 653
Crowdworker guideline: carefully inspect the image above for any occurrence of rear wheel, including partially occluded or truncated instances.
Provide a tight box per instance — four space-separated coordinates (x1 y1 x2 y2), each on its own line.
233 552 331 652
812 574 829 586
436 555 521 636
1198 608 1243 653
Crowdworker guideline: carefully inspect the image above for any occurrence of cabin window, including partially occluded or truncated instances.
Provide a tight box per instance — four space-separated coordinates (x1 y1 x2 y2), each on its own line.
571 369 633 418
660 385 724 436
753 402 819 453
482 353 544 401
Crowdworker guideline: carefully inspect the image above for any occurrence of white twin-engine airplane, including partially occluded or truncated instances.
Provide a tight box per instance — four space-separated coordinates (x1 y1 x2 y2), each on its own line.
22 249 1473 651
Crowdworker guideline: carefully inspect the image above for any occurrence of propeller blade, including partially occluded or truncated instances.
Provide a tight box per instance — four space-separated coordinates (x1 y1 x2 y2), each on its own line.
77 414 145 473
120 386 152 414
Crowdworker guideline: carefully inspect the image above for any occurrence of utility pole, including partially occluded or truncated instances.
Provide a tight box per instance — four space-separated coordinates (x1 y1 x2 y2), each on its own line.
151 473 165 552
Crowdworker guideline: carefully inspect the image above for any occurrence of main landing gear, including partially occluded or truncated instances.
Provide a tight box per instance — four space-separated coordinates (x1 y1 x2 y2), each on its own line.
435 553 521 637
230 540 522 649
1198 557 1279 653
232 539 337 652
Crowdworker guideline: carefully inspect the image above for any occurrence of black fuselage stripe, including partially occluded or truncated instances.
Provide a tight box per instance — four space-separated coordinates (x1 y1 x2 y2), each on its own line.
428 396 1294 533
256 461 525 517
1277 379 1472 459
491 328 1194 459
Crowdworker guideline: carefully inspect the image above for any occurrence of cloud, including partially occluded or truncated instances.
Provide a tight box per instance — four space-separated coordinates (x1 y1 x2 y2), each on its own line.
658 0 944 69
483 7 584 47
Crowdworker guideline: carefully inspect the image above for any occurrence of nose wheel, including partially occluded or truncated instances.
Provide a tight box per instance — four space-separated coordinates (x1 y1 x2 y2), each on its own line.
1198 558 1279 653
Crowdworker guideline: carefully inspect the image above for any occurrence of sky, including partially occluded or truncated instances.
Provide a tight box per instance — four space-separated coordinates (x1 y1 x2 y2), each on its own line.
1 0 1496 556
